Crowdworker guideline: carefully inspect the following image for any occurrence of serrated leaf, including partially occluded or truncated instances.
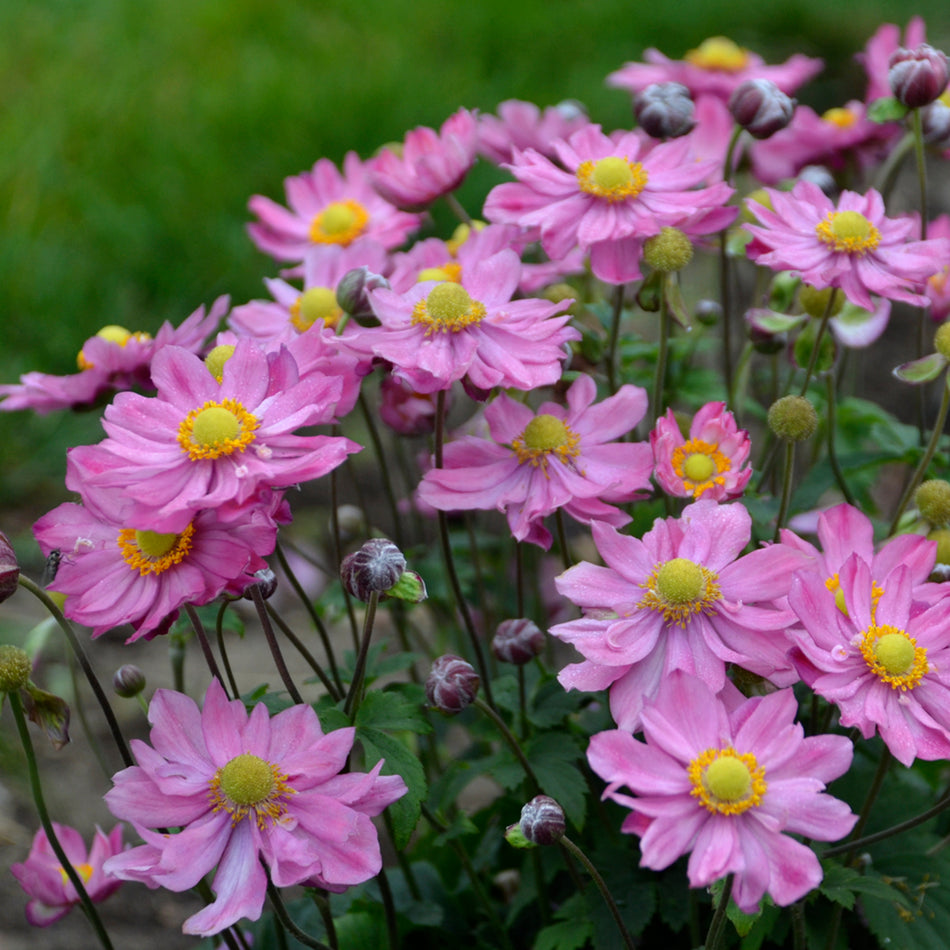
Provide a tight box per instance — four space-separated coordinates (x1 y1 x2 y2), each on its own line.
528 677 584 729
358 727 426 849
867 96 910 123
893 352 947 384
355 685 432 735
535 893 594 950
313 694 351 733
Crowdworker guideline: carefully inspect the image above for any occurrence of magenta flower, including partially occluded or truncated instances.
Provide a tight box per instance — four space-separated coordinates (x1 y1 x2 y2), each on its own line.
789 554 950 766
587 672 855 913
0 296 226 415
484 124 733 283
102 679 407 936
247 151 422 264
69 339 360 533
367 108 479 211
11 823 125 926
477 98 589 165
744 180 950 311
650 402 751 501
550 501 807 731
33 480 283 640
417 373 653 549
606 36 822 102
366 248 577 394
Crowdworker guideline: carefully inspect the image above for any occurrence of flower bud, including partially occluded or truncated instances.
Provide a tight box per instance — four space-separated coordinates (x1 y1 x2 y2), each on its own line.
767 395 818 442
917 480 950 527
797 165 837 197
695 299 722 327
334 505 367 547
519 795 566 846
921 99 950 148
888 44 949 109
336 266 390 322
379 375 441 436
112 664 146 698
492 618 545 665
340 539 406 602
242 567 278 601
935 322 950 360
729 79 795 139
0 531 19 604
0 644 31 693
928 528 950 565
798 285 844 319
634 82 697 139
643 227 694 272
425 654 480 713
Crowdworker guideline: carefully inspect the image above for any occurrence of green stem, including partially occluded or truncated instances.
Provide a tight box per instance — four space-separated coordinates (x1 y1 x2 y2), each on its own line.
825 374 856 505
718 125 744 402
653 284 671 422
798 296 834 396
310 890 339 950
184 603 227 694
473 696 539 792
844 746 893 864
704 873 734 950
554 508 573 571
359 390 406 548
266 603 342 702
9 691 115 950
330 466 361 652
343 590 379 718
773 441 796 542
606 284 626 395
873 129 915 201
215 601 242 700
444 191 473 226
266 878 331 950
248 584 304 705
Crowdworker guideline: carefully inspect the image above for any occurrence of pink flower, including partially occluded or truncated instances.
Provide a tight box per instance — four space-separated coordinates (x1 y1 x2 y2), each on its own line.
587 672 855 913
924 214 950 320
33 480 284 640
650 403 751 501
367 108 479 211
606 36 822 103
417 373 653 549
69 339 360 533
858 17 929 103
744 180 950 311
102 679 407 936
0 296 226 415
550 501 807 731
11 823 125 926
484 124 733 284
477 99 589 165
366 248 577 394
247 152 422 264
789 554 950 766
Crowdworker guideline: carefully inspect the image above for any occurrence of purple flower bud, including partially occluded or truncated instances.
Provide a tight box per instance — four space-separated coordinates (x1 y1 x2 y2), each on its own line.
728 79 795 139
336 266 390 322
340 539 406 602
242 567 278 601
112 664 146 698
425 654 480 713
634 82 697 139
0 531 19 604
922 99 950 148
889 44 949 109
492 618 545 665
520 795 566 846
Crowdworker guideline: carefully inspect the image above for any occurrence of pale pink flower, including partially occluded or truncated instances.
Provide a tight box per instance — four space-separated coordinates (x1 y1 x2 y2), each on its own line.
367 108 479 211
789 554 950 766
417 373 653 549
11 823 125 926
650 403 751 501
587 672 855 913
606 36 822 103
103 679 407 936
484 124 733 283
477 99 589 165
247 152 422 264
550 501 807 731
744 180 950 311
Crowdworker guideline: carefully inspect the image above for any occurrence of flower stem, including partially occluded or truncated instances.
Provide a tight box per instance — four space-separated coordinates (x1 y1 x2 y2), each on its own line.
343 590 379 718
266 877 331 950
825 374 856 505
184 603 228 695
8 691 115 950
248 583 304 705
704 873 734 950
555 508 573 570
559 835 637 950
653 284 671 422
606 284 626 395
215 601 242 699
473 696 539 792
773 441 796 542
359 390 406 548
797 295 834 397
266 603 342 702
844 746 893 865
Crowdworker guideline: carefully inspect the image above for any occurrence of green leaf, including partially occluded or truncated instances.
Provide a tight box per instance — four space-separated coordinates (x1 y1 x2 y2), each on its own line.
358 727 426 849
528 676 584 729
535 893 594 950
355 684 432 735
745 308 806 335
525 732 587 830
893 352 947 384
867 96 910 123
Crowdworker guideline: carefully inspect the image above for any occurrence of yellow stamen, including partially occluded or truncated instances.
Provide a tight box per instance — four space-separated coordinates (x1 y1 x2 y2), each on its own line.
411 282 486 335
684 37 750 73
58 862 94 886
417 262 463 284
576 156 648 202
822 107 858 129
290 287 343 332
118 524 196 576
77 326 151 370
859 623 930 690
815 210 881 255
639 557 721 626
177 399 259 461
208 752 295 829
689 747 766 815
309 199 369 246
670 440 731 498
511 414 582 475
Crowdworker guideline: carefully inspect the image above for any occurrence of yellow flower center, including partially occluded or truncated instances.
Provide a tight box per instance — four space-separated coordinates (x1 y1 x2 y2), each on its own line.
209 752 295 829
411 282 486 335
822 106 859 129
58 862 94 886
639 557 721 626
689 747 766 815
815 210 881 255
445 220 485 255
118 524 196 575
177 399 259 460
859 623 930 690
824 573 885 618
670 440 731 498
684 37 750 73
290 286 343 332
417 262 463 284
511 414 582 474
77 325 151 370
309 199 369 246
204 344 235 382
576 156 648 202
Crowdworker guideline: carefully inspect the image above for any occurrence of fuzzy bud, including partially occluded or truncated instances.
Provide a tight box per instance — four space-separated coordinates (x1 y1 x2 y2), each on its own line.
492 618 545 665
0 644 31 693
643 227 694 272
340 539 406 602
917 480 950 527
242 567 278 601
767 395 818 442
425 654 480 713
928 528 950 565
729 79 795 139
921 99 950 148
519 795 566 846
634 82 697 139
0 531 18 604
888 45 950 109
112 664 147 698
935 322 950 361
336 266 390 321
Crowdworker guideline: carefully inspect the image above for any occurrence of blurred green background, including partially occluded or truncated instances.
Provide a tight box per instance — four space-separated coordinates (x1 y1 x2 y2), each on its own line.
2 0 949 538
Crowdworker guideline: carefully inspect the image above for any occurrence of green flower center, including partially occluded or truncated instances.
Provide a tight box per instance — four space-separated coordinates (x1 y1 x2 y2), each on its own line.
218 753 276 806
655 558 705 604
204 344 235 382
192 406 240 445
576 156 648 202
682 452 716 484
209 751 295 828
815 210 882 255
874 632 916 676
118 524 195 576
689 747 766 815
859 623 929 690
704 755 751 802
134 530 178 559
309 199 369 245
684 36 749 72
291 286 343 332
411 282 486 334
177 399 259 460
522 414 570 452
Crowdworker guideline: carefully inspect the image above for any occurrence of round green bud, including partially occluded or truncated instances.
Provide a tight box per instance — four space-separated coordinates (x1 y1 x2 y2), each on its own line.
643 227 694 272
767 395 818 442
0 644 31 693
927 528 950 565
935 322 950 361
798 285 844 319
916 480 950 527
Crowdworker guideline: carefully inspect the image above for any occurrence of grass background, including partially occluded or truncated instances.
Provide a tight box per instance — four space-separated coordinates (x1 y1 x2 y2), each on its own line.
1 0 948 526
